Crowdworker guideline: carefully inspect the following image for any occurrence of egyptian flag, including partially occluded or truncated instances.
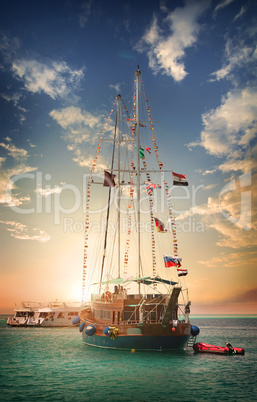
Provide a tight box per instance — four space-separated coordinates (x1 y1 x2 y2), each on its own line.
154 217 167 232
172 171 188 186
163 254 182 268
177 268 188 277
103 170 116 187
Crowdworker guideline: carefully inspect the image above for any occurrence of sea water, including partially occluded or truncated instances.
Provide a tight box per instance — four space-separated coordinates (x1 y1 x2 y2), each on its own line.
0 315 256 401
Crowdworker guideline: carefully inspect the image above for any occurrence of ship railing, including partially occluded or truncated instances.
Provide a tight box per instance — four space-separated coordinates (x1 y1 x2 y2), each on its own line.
122 319 163 325
91 293 128 303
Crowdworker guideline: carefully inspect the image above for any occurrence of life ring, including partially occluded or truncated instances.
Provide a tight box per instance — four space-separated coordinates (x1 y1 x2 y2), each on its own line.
105 291 112 302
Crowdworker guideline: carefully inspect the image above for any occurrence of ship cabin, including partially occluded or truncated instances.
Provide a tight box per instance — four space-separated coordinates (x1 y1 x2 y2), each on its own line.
90 285 179 326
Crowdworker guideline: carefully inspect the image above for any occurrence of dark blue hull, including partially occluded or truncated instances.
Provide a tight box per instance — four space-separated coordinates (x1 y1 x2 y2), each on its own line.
82 332 190 351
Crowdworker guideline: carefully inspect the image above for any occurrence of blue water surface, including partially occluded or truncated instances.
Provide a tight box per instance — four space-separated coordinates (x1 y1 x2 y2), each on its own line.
0 316 256 401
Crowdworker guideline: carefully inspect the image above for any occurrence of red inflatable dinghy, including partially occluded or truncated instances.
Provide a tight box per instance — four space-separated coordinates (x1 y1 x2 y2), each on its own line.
193 342 245 355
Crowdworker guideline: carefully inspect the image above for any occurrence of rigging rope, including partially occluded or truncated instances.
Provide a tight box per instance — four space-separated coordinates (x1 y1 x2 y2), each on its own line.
82 97 118 303
140 79 179 259
123 92 136 276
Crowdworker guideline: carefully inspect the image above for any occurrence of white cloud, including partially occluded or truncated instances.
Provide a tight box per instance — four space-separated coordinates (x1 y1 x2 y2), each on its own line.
0 139 37 206
177 196 220 221
213 0 236 16
187 87 257 174
72 153 107 172
136 0 211 81
209 220 255 248
202 169 218 175
233 5 247 21
188 17 257 177
0 157 6 167
0 140 28 160
50 106 100 130
0 92 23 106
210 38 255 82
0 92 27 123
203 184 217 191
0 34 84 113
177 171 257 248
50 106 113 169
198 250 257 268
12 59 84 101
178 200 255 249
0 164 37 206
109 83 122 93
50 106 106 151
79 0 93 28
27 140 36 148
35 187 62 197
0 33 20 63
218 153 256 174
5 192 31 208
0 220 50 242
200 88 257 156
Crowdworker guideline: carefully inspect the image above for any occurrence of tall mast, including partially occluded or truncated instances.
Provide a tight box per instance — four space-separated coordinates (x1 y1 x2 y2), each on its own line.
117 94 121 279
99 112 117 292
135 65 141 294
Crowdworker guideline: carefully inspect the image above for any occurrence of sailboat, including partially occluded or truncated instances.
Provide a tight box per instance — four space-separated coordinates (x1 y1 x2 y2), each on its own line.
75 66 199 351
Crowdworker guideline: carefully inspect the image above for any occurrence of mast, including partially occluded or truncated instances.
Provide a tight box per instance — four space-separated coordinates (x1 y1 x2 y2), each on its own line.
117 94 121 278
99 111 118 292
135 65 141 294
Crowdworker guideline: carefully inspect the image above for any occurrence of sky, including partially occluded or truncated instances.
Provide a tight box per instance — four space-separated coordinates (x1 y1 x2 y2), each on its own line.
0 0 256 314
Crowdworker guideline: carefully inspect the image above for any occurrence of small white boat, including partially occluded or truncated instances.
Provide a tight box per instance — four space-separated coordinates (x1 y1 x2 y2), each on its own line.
7 301 43 327
31 301 81 327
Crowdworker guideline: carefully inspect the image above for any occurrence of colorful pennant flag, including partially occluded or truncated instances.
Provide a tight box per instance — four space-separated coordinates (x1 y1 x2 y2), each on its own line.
145 182 161 195
154 217 167 232
140 147 145 158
